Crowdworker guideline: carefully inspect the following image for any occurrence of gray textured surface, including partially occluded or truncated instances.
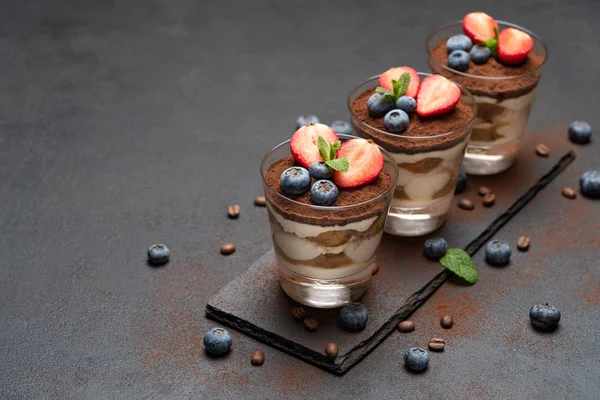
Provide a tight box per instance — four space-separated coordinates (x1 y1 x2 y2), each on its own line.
1 0 599 399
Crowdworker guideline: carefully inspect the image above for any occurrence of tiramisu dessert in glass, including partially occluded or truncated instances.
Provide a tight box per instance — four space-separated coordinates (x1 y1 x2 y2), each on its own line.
427 12 547 175
348 67 476 236
261 125 398 308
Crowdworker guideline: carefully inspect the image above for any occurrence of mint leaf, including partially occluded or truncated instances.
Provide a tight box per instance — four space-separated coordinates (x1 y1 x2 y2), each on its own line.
325 157 349 172
317 136 331 162
439 248 478 284
329 140 341 160
395 72 411 98
375 86 394 98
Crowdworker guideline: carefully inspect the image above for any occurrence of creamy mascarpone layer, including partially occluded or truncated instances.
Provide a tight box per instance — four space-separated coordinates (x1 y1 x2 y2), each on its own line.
278 257 372 279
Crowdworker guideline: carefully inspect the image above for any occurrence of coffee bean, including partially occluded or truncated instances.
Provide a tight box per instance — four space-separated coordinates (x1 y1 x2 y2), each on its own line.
428 338 445 352
254 196 266 207
482 193 496 207
220 243 236 255
561 187 577 199
478 186 492 196
398 320 415 333
325 342 339 357
458 198 474 210
440 315 454 329
291 306 306 321
227 204 240 219
304 318 318 332
251 350 265 366
517 236 531 251
535 144 550 157
372 263 380 275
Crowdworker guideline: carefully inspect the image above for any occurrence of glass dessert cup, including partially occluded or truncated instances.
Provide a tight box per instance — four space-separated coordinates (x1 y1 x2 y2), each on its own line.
348 73 476 237
260 134 398 308
427 21 547 175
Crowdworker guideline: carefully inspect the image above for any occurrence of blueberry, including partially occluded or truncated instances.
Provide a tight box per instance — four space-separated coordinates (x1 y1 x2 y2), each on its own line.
340 302 369 331
530 304 561 331
296 114 319 129
280 167 311 195
568 121 592 144
331 120 352 135
485 240 511 266
470 45 491 65
147 244 170 265
367 93 395 118
203 327 232 356
310 180 338 206
383 109 409 133
448 50 470 72
580 170 600 199
446 34 473 53
309 162 332 180
395 96 417 114
455 170 467 194
404 347 429 372
424 237 448 260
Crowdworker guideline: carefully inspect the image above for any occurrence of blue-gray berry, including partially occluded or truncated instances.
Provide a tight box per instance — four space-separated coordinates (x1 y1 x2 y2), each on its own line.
395 96 417 114
309 162 332 180
310 180 338 206
367 93 395 118
448 50 470 72
148 244 170 265
446 34 473 53
424 237 448 260
296 114 319 129
470 45 491 65
280 167 311 195
404 347 429 372
340 302 369 331
331 120 352 135
580 170 600 199
485 240 511 266
383 109 409 133
455 170 467 194
568 121 592 144
203 327 232 356
530 304 561 331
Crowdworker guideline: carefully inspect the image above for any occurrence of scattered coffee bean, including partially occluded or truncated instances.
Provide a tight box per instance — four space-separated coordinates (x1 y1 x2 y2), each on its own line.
428 338 445 352
291 306 306 321
227 204 240 218
517 236 531 252
304 318 318 332
458 198 474 210
478 186 492 196
482 193 496 207
535 144 550 157
254 196 266 207
372 263 380 275
561 187 577 199
440 315 454 329
398 320 415 333
251 350 265 366
220 243 236 255
325 342 339 357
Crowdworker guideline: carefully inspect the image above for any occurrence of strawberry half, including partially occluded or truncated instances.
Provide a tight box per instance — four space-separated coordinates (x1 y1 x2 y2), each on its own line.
497 28 533 65
378 66 420 98
290 123 339 168
416 75 461 117
462 12 498 44
333 139 384 189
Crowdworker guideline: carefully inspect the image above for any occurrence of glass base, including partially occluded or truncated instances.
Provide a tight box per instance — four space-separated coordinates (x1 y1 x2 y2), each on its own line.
462 139 520 175
384 192 453 236
278 262 373 308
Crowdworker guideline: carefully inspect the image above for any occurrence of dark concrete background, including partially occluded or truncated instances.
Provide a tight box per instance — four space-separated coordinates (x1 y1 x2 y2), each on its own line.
1 0 599 399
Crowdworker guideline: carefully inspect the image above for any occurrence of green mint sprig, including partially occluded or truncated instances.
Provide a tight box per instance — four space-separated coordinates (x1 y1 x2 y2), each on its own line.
317 136 349 172
374 72 411 103
439 248 478 284
481 26 499 58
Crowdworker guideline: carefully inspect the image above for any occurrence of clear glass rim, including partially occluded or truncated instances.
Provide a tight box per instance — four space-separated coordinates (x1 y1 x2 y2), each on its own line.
260 134 399 211
426 20 548 80
346 72 477 141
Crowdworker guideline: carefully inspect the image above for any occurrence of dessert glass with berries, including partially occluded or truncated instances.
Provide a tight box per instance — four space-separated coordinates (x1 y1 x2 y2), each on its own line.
427 12 548 175
260 124 398 308
348 67 476 236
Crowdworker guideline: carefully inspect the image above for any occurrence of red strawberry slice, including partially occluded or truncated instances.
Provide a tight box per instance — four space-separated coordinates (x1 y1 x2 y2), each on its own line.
497 28 533 65
378 66 420 98
416 75 461 117
462 12 498 44
333 139 384 188
290 123 339 168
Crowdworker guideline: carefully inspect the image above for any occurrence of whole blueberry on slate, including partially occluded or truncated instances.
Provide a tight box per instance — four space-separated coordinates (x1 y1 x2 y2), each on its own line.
455 170 467 194
485 240 512 266
340 302 369 331
296 114 319 129
395 96 417 114
446 34 473 53
530 304 561 331
470 45 492 65
203 327 232 356
448 50 470 72
331 120 352 135
384 109 410 133
568 121 592 144
280 166 311 195
580 170 600 199
424 237 448 260
404 347 430 372
367 93 395 118
147 244 170 265
310 180 339 206
309 161 332 180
